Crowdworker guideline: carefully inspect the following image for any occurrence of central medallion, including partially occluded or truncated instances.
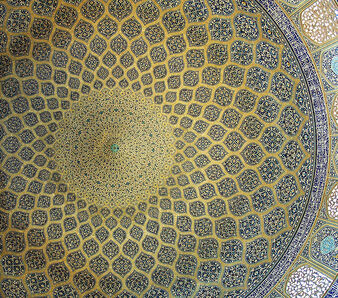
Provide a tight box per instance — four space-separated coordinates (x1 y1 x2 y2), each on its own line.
111 144 119 153
54 88 174 207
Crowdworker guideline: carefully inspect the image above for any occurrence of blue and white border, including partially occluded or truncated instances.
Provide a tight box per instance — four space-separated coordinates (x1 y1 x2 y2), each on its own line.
247 0 330 296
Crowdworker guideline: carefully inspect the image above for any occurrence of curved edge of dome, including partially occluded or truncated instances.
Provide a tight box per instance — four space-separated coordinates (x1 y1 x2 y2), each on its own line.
248 0 330 296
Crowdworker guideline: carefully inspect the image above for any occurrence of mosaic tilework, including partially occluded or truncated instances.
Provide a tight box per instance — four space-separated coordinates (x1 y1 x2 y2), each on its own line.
54 88 174 208
270 0 338 296
327 183 338 219
286 265 333 297
0 0 335 297
300 0 338 44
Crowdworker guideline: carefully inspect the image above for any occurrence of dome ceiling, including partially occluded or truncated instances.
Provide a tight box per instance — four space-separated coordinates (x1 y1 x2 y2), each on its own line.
0 0 336 297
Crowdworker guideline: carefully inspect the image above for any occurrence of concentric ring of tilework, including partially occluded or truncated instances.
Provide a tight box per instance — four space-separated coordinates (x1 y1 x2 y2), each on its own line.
54 88 174 208
0 0 329 297
248 0 328 296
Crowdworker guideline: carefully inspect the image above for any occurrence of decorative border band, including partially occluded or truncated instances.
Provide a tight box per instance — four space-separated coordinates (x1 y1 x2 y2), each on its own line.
248 0 330 296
